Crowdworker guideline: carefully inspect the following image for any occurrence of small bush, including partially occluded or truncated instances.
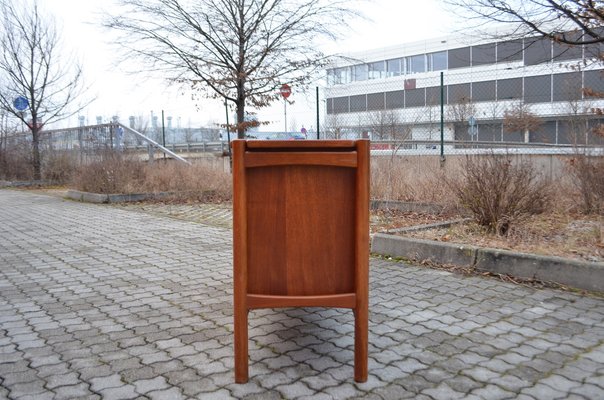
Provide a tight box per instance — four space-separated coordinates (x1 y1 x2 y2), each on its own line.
142 160 232 202
0 142 34 181
70 151 146 194
449 153 551 235
43 152 78 184
371 156 452 204
567 155 604 214
70 154 232 201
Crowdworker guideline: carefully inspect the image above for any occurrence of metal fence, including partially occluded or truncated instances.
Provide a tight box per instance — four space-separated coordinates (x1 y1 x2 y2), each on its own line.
323 62 604 155
2 123 199 166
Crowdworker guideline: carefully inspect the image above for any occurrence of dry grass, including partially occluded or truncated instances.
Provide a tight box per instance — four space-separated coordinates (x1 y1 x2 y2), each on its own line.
141 159 231 202
371 156 452 204
0 142 33 181
70 153 231 202
566 155 604 214
58 151 604 263
371 154 603 263
383 210 603 263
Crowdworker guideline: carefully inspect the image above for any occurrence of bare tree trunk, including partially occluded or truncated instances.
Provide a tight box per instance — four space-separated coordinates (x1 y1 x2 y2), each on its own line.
236 98 245 139
31 127 41 180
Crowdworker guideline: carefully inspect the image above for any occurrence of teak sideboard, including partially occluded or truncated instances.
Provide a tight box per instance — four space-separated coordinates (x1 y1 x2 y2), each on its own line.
232 139 369 383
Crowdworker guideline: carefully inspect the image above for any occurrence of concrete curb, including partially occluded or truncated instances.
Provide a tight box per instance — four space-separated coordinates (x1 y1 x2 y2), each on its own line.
371 199 445 213
371 232 604 292
0 180 53 188
66 190 171 204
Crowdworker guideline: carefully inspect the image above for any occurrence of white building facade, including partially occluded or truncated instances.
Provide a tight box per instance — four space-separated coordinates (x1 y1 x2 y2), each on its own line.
325 32 604 147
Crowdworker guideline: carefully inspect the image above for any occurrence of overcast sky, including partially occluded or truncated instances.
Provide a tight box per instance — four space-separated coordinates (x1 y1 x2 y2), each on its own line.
40 0 456 132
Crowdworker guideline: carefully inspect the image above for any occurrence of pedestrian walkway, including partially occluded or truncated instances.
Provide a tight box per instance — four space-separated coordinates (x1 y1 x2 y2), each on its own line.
0 189 603 399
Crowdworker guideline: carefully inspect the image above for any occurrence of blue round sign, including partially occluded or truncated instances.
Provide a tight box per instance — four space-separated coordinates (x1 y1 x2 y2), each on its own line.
13 96 28 111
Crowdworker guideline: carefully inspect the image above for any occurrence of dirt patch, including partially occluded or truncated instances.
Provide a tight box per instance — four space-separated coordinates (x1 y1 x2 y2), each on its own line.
372 209 604 263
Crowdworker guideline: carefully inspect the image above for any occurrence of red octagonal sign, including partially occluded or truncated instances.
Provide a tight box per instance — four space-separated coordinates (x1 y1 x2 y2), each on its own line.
279 84 291 99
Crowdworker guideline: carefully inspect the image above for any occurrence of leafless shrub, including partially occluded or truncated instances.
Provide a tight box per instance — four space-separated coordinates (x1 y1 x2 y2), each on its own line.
0 141 33 180
449 153 551 235
503 102 543 135
70 151 146 194
42 152 78 184
70 153 232 202
142 160 231 202
371 156 453 205
566 155 604 214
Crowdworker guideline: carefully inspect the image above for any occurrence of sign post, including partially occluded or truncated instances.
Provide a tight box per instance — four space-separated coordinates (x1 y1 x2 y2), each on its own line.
279 84 291 133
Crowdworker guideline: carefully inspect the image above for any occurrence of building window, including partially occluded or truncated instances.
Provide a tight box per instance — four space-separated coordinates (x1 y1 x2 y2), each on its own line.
385 90 405 109
497 40 523 63
584 70 604 98
524 37 552 65
553 72 582 102
350 95 367 112
497 77 523 100
472 43 496 66
552 31 584 61
429 51 447 71
558 119 588 144
448 47 471 69
472 80 496 102
524 75 552 103
329 67 351 85
327 69 335 85
530 121 556 144
405 88 426 107
386 58 403 77
352 64 368 81
333 97 349 113
367 93 385 110
425 87 441 106
448 83 471 104
407 54 426 74
368 61 386 80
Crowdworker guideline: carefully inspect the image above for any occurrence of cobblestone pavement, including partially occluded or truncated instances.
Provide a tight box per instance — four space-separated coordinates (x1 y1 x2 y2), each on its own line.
113 202 233 229
1 189 603 400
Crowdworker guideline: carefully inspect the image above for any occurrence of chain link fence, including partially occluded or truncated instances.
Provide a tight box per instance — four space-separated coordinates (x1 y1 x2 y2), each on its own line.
323 61 604 155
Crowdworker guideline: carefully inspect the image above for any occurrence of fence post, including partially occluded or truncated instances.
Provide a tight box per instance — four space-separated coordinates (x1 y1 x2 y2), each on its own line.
440 71 446 167
316 86 320 140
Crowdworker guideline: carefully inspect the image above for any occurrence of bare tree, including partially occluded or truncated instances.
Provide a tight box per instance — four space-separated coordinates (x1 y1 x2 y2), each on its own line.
0 1 91 180
503 102 543 142
324 113 344 139
368 109 400 140
105 0 358 139
445 0 603 46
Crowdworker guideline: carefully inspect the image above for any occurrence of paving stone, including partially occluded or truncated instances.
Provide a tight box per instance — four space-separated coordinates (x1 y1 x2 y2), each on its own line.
470 384 516 399
1 190 603 400
45 372 80 389
120 366 157 383
89 374 124 391
147 386 186 400
193 388 233 399
98 384 139 399
4 379 46 398
570 383 604 399
421 382 466 400
51 383 94 400
521 382 568 398
133 376 169 394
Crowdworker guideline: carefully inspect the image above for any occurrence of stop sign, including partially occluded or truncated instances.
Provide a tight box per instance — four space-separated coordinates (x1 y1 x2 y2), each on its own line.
279 84 291 99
